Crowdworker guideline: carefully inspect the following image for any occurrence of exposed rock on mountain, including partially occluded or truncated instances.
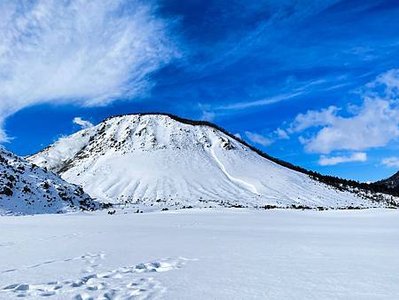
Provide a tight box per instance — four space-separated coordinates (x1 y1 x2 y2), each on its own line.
0 147 98 215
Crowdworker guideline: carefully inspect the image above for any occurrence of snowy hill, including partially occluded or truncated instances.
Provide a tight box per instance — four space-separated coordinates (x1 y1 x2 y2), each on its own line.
0 147 98 215
29 114 391 209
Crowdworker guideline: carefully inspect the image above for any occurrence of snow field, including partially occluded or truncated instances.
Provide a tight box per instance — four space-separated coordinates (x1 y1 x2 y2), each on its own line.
0 209 398 299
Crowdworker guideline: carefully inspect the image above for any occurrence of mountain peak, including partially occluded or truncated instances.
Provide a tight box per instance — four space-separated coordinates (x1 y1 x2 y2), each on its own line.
31 114 238 174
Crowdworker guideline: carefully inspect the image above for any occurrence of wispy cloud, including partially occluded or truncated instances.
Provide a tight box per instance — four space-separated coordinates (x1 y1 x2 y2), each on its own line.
318 152 367 166
275 128 289 140
214 79 326 112
245 131 272 147
185 1 342 74
381 157 399 168
0 0 177 141
73 117 93 129
216 91 304 111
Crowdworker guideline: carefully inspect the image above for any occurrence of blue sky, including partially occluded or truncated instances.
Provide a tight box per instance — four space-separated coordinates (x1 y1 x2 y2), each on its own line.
1 0 399 182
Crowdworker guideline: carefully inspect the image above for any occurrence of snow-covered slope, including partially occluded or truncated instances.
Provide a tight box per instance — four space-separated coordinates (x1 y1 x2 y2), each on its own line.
0 147 98 215
29 114 384 209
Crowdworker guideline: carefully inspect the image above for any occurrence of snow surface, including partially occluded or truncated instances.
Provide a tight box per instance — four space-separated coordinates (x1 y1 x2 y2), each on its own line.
29 114 383 209
0 209 398 299
0 147 98 215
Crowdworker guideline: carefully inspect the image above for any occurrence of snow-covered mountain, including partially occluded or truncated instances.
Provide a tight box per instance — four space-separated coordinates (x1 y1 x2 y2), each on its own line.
29 114 390 210
0 147 98 215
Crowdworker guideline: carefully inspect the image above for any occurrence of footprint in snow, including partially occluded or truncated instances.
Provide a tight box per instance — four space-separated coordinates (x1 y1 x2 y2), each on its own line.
1 252 105 274
1 257 190 299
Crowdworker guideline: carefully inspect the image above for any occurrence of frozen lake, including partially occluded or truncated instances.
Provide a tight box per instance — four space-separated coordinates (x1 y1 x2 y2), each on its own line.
0 208 398 299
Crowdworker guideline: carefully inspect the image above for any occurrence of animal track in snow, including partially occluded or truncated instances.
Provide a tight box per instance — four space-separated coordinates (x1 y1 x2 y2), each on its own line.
2 257 190 299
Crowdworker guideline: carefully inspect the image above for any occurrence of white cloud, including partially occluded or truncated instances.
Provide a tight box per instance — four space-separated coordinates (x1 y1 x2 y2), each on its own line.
318 152 367 166
198 103 216 122
381 157 399 168
245 131 272 146
303 99 399 153
283 69 399 154
0 120 10 143
234 133 242 139
274 128 289 140
368 69 399 97
201 111 216 122
73 117 93 129
0 0 177 142
289 106 339 133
